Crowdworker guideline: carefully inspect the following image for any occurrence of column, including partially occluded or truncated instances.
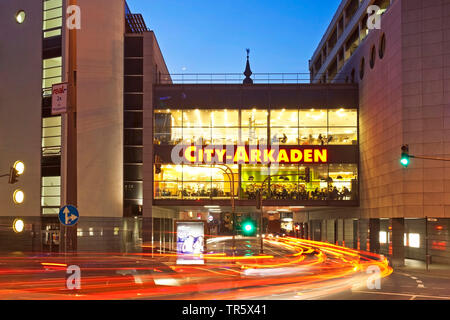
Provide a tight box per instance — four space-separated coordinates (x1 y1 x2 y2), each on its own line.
337 219 344 246
391 218 405 267
369 218 380 254
358 219 369 251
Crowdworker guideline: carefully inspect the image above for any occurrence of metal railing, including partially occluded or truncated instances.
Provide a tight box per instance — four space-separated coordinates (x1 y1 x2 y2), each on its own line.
157 72 351 85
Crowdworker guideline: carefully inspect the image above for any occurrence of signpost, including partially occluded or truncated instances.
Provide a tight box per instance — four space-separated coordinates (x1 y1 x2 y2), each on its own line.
51 83 68 115
59 205 79 254
59 205 79 226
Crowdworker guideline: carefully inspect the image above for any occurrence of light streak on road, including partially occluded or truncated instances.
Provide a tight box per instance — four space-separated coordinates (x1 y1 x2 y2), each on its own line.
0 237 392 300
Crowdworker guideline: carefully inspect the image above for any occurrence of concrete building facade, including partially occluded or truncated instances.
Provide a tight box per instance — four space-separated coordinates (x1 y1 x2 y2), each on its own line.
309 0 450 265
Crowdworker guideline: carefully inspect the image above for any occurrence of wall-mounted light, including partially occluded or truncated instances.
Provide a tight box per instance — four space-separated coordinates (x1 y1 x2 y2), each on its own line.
13 189 25 204
13 219 25 233
15 10 26 24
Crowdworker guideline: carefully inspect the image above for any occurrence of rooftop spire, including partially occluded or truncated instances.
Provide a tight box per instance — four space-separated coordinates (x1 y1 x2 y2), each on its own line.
243 48 253 85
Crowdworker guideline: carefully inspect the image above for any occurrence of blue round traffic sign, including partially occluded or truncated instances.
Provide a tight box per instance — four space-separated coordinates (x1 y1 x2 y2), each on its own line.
59 205 79 226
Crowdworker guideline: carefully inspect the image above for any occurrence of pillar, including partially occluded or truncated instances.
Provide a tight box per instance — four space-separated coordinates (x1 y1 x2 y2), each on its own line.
391 218 405 267
369 218 380 254
358 219 369 251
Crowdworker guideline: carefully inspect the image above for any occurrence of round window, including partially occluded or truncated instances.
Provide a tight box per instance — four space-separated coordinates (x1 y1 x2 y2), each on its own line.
15 10 26 24
370 45 376 69
379 33 386 59
360 57 365 80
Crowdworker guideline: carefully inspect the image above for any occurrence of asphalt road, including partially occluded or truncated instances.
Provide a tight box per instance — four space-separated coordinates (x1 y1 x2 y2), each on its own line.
258 268 450 300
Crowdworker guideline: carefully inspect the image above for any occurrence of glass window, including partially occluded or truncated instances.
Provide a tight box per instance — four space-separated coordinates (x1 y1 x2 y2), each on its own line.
182 127 211 145
328 109 357 127
299 109 327 127
43 0 62 38
211 110 239 127
267 164 299 200
183 109 211 127
124 164 143 181
124 129 143 145
41 176 61 210
154 164 183 182
42 116 61 156
124 182 142 199
44 0 62 11
328 164 357 200
42 57 62 96
240 127 267 145
154 181 181 199
212 127 239 145
241 165 270 199
327 127 357 145
241 109 268 127
298 128 328 145
124 147 143 163
270 109 298 127
270 127 299 145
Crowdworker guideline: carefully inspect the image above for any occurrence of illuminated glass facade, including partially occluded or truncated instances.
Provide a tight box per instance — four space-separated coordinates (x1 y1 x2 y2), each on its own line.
154 108 357 146
152 90 360 206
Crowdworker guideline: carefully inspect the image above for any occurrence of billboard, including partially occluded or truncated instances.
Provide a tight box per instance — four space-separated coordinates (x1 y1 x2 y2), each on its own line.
51 83 68 115
176 221 206 265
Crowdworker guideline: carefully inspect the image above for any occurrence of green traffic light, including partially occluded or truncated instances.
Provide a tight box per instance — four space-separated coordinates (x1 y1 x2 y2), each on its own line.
400 157 409 167
242 220 256 235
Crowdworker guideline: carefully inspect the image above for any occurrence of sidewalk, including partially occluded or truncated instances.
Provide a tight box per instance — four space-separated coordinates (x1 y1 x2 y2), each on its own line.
395 259 450 279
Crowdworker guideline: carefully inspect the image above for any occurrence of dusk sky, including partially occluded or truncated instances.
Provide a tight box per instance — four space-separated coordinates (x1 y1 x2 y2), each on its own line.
127 0 341 75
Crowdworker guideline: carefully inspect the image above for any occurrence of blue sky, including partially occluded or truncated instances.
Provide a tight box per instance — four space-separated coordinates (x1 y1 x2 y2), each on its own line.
127 0 341 74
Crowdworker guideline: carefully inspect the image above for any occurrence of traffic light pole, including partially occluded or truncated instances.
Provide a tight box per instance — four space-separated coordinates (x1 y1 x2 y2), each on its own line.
409 155 450 162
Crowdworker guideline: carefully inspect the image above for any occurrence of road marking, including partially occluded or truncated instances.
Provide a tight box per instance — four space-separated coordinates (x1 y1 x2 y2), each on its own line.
354 290 450 300
410 295 416 300
411 276 418 280
418 284 425 288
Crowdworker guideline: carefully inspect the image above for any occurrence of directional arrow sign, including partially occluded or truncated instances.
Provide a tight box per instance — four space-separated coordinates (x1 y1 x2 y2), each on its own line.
59 205 79 226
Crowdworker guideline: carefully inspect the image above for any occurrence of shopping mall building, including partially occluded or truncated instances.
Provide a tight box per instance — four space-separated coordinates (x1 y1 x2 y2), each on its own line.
1 0 449 266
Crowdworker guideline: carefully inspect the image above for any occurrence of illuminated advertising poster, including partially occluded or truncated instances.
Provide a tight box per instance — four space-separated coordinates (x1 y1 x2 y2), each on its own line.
176 221 206 265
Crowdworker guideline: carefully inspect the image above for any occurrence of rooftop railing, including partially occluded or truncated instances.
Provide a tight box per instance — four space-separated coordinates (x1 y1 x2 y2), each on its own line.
157 72 351 85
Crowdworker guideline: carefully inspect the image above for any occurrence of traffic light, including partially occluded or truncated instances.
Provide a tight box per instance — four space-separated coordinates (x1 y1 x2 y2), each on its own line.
400 145 410 168
8 161 24 184
241 218 257 236
8 167 19 184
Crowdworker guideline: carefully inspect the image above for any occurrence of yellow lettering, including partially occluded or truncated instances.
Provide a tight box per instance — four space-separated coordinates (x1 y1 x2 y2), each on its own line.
314 149 328 163
215 149 226 163
290 149 303 162
234 146 249 163
204 149 214 162
184 146 197 163
250 149 262 163
263 149 276 163
304 149 313 162
277 149 290 163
